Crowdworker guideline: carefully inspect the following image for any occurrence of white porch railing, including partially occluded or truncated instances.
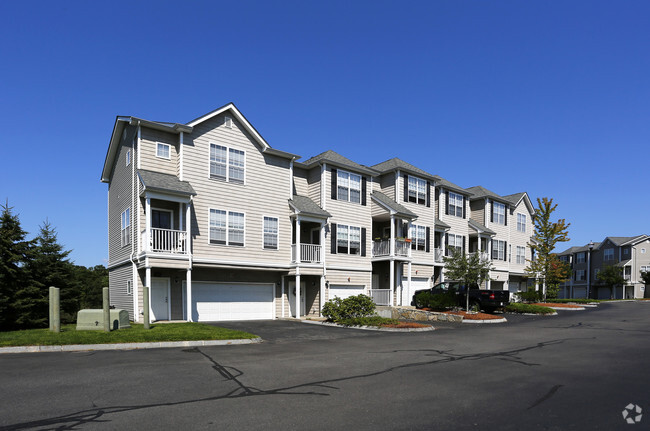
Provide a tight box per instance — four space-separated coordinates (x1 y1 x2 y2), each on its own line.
372 239 411 257
144 228 187 254
434 248 444 262
369 289 391 306
291 243 322 263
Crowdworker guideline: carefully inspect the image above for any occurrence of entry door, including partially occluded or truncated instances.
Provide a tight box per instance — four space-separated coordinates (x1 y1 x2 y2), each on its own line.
152 210 172 229
288 281 306 317
151 278 170 321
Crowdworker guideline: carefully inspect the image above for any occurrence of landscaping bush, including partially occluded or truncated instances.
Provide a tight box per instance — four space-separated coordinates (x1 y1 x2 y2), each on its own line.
336 316 399 327
322 294 376 322
546 298 599 304
505 303 555 314
413 291 457 310
514 290 542 303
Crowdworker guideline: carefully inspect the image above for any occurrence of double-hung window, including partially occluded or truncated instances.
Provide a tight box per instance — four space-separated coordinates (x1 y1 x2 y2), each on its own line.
210 143 245 184
337 170 361 204
263 217 278 250
493 202 505 225
337 224 361 255
408 176 427 205
156 143 171 159
641 265 650 273
121 208 130 247
575 270 586 281
576 252 585 264
516 246 526 264
448 192 464 217
517 213 526 232
409 224 426 251
492 240 506 261
447 234 463 255
604 248 614 261
126 280 133 295
209 209 244 246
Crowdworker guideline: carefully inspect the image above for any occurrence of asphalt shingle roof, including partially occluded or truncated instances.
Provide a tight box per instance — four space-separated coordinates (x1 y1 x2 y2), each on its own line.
299 150 378 175
370 191 417 219
289 195 331 218
371 158 436 180
433 175 470 195
468 219 496 235
137 170 196 196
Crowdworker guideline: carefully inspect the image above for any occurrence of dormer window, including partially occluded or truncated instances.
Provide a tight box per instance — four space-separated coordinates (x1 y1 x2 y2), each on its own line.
156 143 171 159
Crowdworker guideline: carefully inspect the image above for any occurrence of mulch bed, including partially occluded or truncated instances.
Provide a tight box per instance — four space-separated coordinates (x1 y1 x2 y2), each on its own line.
442 310 503 320
381 322 430 329
533 302 583 309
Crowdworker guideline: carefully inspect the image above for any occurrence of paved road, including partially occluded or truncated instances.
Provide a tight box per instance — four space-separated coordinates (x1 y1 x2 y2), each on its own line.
1 302 649 430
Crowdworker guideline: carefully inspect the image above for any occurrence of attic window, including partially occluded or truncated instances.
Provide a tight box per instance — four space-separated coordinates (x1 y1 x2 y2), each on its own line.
224 116 233 129
156 143 171 160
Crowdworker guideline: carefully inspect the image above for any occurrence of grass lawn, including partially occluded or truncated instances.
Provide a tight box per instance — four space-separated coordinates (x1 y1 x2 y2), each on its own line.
0 323 257 347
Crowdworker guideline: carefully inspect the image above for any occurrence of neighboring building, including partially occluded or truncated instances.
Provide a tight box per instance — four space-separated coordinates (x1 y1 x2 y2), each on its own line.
101 103 537 323
557 235 650 299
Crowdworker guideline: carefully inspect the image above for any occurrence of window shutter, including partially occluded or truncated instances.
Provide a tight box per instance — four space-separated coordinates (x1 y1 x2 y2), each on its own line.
491 242 494 260
330 223 337 254
504 241 508 261
490 201 494 223
463 236 466 255
331 168 337 200
361 176 367 206
462 196 466 219
361 228 367 257
425 227 430 253
403 174 409 202
504 207 508 226
445 191 449 215
445 233 449 256
426 181 431 207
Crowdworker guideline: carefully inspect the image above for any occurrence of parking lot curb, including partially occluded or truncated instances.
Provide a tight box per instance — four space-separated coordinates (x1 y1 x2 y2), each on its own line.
461 317 508 324
0 337 262 354
300 319 434 332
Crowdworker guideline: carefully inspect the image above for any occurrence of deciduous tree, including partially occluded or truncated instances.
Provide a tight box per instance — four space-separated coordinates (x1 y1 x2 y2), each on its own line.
442 249 493 311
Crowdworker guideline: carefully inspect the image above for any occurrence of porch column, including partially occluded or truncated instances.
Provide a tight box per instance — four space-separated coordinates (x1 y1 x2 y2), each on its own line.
319 275 325 315
145 197 151 252
390 215 395 257
478 236 482 257
186 269 192 322
295 273 301 319
407 261 412 307
389 260 395 306
186 201 192 254
145 266 152 324
296 218 301 263
179 202 183 232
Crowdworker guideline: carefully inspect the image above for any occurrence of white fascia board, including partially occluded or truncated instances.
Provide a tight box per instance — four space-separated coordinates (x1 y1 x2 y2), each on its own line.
141 190 192 204
101 117 131 183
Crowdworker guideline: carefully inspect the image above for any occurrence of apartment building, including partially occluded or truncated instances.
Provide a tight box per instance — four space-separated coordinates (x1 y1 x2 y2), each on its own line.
558 235 650 299
102 103 537 323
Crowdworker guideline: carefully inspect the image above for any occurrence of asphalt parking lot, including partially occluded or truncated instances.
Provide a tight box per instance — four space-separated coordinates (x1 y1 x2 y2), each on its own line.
1 301 648 430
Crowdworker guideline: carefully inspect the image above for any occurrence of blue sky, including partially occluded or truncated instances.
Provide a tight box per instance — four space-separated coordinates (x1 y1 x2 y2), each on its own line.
1 1 648 267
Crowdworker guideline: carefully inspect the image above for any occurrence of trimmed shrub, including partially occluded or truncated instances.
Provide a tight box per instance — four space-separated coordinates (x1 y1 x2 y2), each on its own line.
505 303 555 314
336 316 399 327
413 291 456 310
322 294 376 322
514 290 542 303
546 298 600 304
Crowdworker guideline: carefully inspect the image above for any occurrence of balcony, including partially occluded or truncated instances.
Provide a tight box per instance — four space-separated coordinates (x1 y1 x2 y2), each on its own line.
143 228 188 254
369 289 391 306
292 243 322 264
372 239 411 258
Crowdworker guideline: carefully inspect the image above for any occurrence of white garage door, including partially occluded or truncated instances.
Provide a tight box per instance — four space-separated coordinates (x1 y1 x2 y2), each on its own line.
329 285 365 301
190 283 274 321
401 277 430 306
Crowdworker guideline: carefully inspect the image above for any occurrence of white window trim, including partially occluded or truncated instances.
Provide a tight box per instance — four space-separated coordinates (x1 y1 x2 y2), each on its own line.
493 202 505 225
208 142 246 185
576 252 586 264
492 240 506 261
156 142 171 160
517 213 526 232
121 208 131 247
208 208 246 247
409 224 426 251
516 246 526 264
604 248 614 261
407 175 427 205
224 116 233 129
127 279 133 295
448 192 464 217
151 208 174 230
447 233 463 255
336 224 362 255
262 215 279 250
576 269 586 281
337 169 362 204
126 150 131 166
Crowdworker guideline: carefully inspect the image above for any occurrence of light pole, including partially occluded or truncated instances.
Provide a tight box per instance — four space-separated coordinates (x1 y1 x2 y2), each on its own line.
587 240 594 299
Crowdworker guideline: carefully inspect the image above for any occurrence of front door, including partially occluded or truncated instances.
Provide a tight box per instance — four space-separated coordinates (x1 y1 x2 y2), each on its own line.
151 278 170 321
152 209 172 229
288 281 306 317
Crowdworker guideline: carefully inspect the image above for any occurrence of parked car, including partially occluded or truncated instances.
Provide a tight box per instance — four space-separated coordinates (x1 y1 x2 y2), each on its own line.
411 281 510 313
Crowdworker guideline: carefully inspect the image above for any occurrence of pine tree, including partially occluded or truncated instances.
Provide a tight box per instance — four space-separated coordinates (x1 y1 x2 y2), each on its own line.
0 202 34 330
526 197 570 300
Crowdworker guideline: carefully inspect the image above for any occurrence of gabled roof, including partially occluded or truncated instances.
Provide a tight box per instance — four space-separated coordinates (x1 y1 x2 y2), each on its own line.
137 169 196 197
297 150 378 176
503 192 535 214
465 185 508 203
371 158 436 181
433 175 471 196
558 243 602 255
371 191 417 219
434 218 451 230
468 219 496 236
288 195 331 218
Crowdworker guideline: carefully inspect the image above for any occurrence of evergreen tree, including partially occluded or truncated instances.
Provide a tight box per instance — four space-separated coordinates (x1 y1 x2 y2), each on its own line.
0 202 34 331
74 264 108 309
526 197 570 300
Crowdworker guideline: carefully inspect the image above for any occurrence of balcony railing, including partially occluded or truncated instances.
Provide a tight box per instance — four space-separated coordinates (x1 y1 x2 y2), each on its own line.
369 289 391 306
292 243 322 263
372 239 410 257
144 228 187 254
434 247 444 262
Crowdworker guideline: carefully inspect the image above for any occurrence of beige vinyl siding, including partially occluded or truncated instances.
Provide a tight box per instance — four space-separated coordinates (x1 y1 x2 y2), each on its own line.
109 263 134 319
402 264 434 279
183 114 293 266
307 167 321 206
324 167 373 270
293 167 309 196
325 269 372 301
469 200 485 226
508 199 534 274
438 188 471 247
108 125 137 265
398 174 435 264
379 173 396 200
486 200 510 272
139 128 179 176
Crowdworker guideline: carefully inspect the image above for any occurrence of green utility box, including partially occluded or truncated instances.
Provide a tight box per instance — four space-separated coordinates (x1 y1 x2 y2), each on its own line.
76 309 131 331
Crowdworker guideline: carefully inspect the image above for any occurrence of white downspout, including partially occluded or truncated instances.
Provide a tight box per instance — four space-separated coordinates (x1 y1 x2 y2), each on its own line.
131 123 140 321
179 131 184 181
